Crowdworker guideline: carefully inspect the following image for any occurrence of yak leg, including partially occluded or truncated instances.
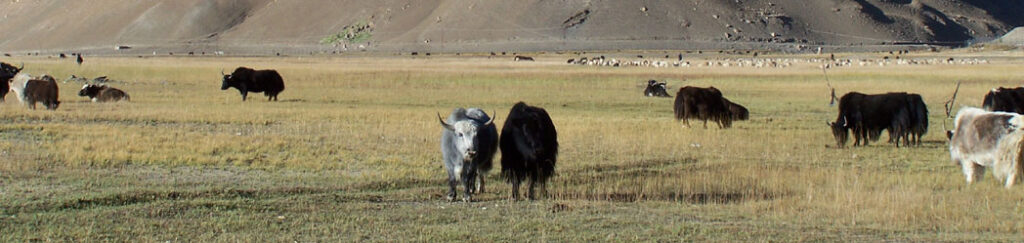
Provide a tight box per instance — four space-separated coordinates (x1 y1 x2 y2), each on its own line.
527 179 537 200
539 181 548 199
1006 161 1021 188
510 179 520 201
860 129 870 146
851 128 862 146
962 161 985 185
239 89 248 101
475 173 485 194
461 171 475 202
446 176 458 202
893 131 900 148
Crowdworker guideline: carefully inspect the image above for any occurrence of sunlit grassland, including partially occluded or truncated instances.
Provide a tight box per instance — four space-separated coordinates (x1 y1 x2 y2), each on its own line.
1 51 1024 241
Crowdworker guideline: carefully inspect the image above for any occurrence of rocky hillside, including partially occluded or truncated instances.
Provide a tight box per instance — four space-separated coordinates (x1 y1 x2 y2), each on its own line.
0 0 1020 54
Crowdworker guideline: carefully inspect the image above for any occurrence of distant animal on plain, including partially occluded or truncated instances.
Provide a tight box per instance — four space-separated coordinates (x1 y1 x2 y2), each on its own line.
76 54 83 65
221 67 285 101
500 102 558 200
78 84 129 102
644 80 671 97
439 108 498 202
673 86 746 128
9 74 60 110
513 55 534 61
948 107 1024 188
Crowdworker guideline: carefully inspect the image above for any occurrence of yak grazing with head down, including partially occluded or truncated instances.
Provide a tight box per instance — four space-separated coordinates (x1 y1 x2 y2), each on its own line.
500 102 559 200
0 62 24 101
9 74 59 110
673 86 747 128
79 84 129 102
829 92 927 147
439 108 498 202
221 67 285 101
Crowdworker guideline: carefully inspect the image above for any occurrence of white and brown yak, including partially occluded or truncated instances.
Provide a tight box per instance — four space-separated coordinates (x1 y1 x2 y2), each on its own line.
9 74 59 110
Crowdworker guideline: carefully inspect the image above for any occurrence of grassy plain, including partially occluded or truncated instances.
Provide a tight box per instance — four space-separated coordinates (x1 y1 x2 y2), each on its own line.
1 50 1023 241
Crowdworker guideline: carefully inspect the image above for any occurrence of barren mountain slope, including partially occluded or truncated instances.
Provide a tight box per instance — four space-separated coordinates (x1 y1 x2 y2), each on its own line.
0 0 1020 54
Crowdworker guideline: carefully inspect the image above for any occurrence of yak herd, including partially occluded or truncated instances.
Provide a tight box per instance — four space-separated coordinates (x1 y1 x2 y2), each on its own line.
439 102 559 201
0 63 287 109
4 57 1024 203
0 61 131 109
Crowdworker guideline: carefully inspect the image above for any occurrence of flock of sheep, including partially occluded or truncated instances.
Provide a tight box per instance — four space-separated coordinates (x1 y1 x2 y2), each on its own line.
567 55 990 69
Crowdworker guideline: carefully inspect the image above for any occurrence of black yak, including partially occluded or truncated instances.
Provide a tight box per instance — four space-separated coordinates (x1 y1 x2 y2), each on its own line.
221 67 285 101
674 86 747 128
983 87 1024 114
500 102 558 200
0 62 24 101
829 92 927 147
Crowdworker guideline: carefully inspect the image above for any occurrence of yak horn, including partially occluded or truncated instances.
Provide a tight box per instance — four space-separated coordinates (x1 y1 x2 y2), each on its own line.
484 111 496 126
438 113 454 130
220 69 225 76
18 62 24 70
944 81 961 118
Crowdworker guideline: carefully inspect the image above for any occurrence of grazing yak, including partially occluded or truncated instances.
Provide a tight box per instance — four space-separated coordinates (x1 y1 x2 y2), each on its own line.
673 86 747 128
439 108 498 202
948 107 1024 188
829 92 927 147
983 87 1024 114
9 74 59 110
644 80 671 97
500 102 558 200
0 62 24 101
78 84 129 102
221 67 285 101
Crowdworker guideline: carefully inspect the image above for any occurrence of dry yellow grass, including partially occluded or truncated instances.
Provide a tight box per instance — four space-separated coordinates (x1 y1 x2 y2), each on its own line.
1 50 1023 241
